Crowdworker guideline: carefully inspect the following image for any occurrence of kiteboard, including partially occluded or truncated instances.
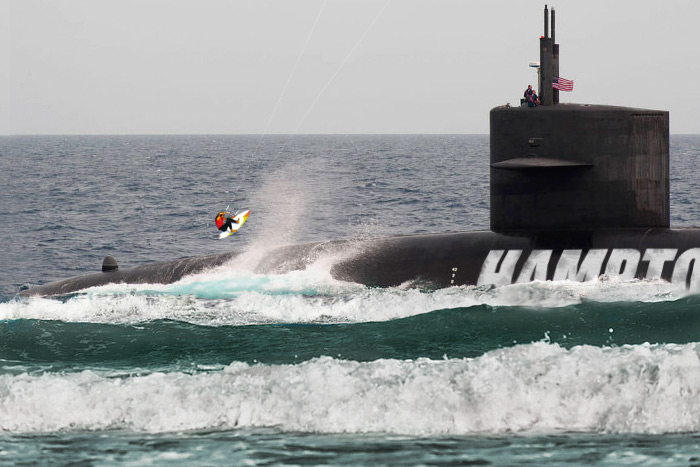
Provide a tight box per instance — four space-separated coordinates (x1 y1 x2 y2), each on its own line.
218 210 250 239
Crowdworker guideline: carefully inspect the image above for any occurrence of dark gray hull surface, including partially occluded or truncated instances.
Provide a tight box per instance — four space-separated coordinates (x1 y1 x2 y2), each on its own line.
22 7 686 299
21 228 700 297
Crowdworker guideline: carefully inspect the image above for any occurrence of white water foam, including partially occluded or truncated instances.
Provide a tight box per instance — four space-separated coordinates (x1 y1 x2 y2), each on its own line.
2 342 700 435
1 274 690 326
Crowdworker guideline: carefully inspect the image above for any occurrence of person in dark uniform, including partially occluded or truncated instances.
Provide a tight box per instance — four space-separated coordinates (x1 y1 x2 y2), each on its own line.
524 85 538 107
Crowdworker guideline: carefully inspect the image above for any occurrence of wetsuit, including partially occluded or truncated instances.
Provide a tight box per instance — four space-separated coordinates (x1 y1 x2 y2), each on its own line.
216 215 238 232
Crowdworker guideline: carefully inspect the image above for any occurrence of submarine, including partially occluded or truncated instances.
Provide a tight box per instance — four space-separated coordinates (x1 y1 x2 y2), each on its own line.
20 6 700 297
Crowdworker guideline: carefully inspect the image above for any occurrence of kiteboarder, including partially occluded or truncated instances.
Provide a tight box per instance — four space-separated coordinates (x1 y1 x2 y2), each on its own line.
215 212 239 233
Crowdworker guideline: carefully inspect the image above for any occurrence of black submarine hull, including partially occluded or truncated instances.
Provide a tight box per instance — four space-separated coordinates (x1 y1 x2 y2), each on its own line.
22 7 687 299
336 229 700 289
20 228 700 297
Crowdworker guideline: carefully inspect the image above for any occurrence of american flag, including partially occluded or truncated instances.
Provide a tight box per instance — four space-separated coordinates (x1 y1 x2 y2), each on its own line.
553 76 574 91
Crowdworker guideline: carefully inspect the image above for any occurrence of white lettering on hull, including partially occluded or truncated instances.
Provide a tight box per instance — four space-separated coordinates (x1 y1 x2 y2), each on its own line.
552 249 608 282
604 248 641 280
671 248 700 288
643 249 678 280
477 248 693 287
515 250 552 283
477 250 522 286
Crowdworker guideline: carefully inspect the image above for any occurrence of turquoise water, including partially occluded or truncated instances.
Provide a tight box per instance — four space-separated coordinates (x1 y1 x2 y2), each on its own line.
2 135 700 465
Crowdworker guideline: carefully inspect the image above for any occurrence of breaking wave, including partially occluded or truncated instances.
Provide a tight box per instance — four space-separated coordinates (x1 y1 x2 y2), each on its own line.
2 343 700 435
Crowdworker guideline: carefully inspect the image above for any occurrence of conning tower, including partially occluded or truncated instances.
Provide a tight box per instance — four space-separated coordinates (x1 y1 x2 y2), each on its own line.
490 5 669 232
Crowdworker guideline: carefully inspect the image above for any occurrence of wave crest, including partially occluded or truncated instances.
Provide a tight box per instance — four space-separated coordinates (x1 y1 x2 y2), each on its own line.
2 342 700 435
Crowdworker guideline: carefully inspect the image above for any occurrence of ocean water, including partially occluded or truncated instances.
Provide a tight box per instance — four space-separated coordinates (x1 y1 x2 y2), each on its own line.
1 134 700 465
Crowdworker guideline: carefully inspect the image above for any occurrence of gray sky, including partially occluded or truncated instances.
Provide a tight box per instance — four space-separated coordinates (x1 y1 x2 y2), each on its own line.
2 0 699 135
